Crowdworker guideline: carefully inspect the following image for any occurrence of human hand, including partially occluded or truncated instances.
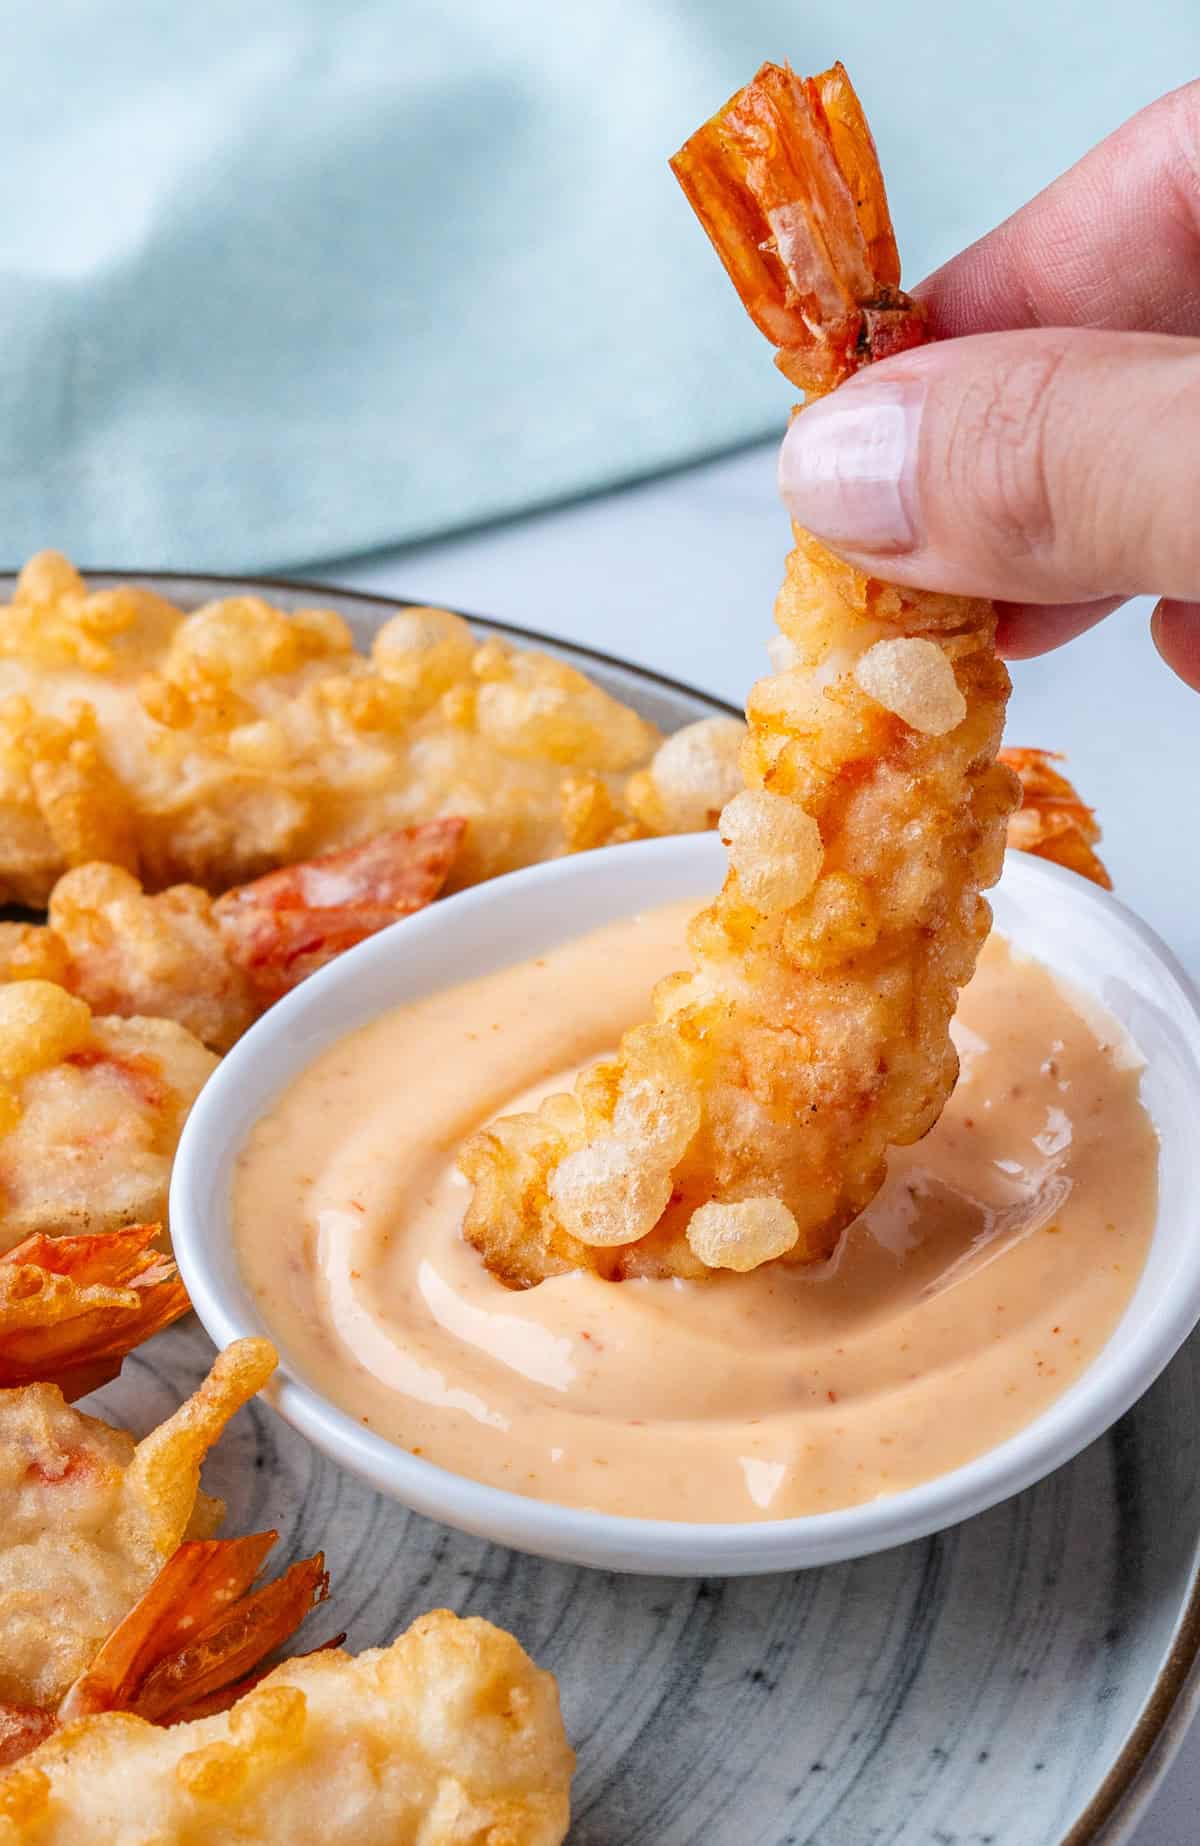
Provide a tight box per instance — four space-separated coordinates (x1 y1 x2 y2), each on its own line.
776 82 1200 690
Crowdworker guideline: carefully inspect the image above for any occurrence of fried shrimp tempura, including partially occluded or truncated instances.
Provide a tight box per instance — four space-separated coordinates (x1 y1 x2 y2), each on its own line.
1 1611 573 1846
0 554 671 905
0 984 216 1253
0 1338 275 1713
460 62 1018 1286
0 1227 189 1399
0 820 465 1053
1000 748 1111 889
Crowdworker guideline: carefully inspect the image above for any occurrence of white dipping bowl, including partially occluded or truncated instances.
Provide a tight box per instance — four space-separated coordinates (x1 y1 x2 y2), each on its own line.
172 834 1200 1577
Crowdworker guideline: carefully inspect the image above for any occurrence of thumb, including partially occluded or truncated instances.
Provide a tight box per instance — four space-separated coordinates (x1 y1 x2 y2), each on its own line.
777 327 1200 605
1152 597 1200 691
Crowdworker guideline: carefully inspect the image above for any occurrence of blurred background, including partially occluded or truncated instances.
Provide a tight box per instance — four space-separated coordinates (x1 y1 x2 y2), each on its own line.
2 0 1194 572
1 1 1196 965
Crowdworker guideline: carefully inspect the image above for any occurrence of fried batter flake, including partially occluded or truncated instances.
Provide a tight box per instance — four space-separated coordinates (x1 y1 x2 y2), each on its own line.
44 863 258 1054
0 556 180 675
626 713 747 835
2 1612 573 1845
0 698 139 905
460 63 1018 1286
0 1338 275 1711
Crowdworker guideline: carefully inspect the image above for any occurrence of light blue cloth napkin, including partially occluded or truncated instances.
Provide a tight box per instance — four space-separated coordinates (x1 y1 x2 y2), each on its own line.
0 1 1190 571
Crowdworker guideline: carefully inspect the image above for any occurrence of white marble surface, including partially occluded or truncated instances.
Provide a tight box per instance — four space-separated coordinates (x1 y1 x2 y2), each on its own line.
321 441 1200 1842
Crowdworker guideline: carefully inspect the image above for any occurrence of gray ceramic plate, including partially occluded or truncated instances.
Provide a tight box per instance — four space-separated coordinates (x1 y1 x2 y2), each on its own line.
54 572 1200 1845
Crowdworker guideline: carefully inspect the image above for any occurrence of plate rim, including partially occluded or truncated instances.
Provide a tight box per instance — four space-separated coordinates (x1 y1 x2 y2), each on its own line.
24 561 1200 1846
1067 1585 1200 1844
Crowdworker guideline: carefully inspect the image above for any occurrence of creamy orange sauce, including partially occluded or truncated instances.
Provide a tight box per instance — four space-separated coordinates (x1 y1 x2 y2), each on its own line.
233 901 1158 1523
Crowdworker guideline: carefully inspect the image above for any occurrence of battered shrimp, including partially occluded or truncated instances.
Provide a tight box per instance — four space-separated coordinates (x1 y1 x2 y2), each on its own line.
0 820 464 1052
0 1338 274 1713
1 1612 573 1846
0 984 216 1253
1000 748 1111 889
461 61 1018 1285
0 1226 189 1398
0 555 663 904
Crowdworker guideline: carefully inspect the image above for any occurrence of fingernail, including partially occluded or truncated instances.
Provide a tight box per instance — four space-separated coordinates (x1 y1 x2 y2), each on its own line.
777 380 924 553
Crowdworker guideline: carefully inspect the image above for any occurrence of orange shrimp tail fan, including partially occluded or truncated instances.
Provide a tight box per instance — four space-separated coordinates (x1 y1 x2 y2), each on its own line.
58 1532 335 1729
0 1226 190 1398
670 60 927 392
1000 748 1112 889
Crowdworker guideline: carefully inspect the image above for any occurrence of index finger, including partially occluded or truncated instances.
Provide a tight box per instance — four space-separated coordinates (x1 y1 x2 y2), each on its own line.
917 80 1200 338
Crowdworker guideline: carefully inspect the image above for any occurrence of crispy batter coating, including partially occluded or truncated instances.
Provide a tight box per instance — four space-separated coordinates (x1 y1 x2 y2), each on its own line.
2 1611 572 1846
0 556 671 904
0 985 217 1252
41 864 257 1053
3 821 465 1053
1000 748 1111 889
0 698 140 906
460 63 1018 1285
0 1227 189 1399
0 1338 275 1711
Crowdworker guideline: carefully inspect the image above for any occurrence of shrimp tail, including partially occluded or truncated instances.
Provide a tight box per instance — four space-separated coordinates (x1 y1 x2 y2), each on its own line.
670 60 927 392
0 1535 333 1766
1001 747 1112 889
58 1533 331 1729
0 1225 189 1398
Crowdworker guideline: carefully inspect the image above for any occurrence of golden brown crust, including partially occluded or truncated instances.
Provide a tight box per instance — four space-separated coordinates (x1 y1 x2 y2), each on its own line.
3 1612 573 1846
0 990 217 1252
47 864 257 1053
0 560 668 905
